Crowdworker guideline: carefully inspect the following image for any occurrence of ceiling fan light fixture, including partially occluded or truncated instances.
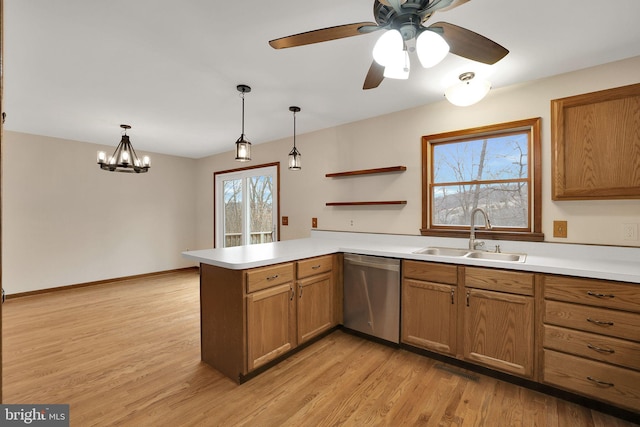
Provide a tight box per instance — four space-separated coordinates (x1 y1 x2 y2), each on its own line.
383 49 410 79
444 72 491 106
234 84 252 162
372 29 403 66
416 30 450 68
288 106 302 171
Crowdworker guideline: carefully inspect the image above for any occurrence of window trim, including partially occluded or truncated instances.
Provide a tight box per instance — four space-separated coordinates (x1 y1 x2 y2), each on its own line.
421 118 543 242
213 162 281 248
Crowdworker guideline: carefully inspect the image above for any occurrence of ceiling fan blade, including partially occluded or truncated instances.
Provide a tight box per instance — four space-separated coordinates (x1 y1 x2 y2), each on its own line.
363 61 385 90
437 0 470 12
269 22 378 49
429 21 508 64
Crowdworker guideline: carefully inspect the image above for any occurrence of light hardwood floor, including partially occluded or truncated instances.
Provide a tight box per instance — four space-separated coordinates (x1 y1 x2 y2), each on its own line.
3 269 637 426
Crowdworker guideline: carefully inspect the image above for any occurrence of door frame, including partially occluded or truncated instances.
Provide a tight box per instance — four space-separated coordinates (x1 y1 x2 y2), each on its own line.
213 162 280 248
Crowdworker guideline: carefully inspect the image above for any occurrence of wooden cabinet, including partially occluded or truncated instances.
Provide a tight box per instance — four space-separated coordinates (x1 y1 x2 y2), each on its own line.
401 260 458 355
402 262 535 379
542 275 640 411
463 267 535 378
296 255 335 344
551 83 640 200
246 282 296 372
199 256 336 383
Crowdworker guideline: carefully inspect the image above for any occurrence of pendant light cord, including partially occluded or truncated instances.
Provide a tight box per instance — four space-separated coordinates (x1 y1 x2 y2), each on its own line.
293 109 297 148
241 91 245 136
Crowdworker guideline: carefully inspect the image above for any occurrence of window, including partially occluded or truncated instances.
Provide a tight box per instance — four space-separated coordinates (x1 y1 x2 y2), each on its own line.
214 163 280 248
421 118 543 241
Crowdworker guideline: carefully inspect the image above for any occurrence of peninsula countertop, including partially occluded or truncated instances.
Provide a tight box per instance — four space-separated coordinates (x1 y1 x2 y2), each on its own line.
182 230 640 284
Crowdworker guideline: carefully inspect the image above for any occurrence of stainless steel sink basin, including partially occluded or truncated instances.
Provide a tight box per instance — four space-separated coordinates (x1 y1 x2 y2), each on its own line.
413 247 469 257
413 246 526 262
464 251 526 262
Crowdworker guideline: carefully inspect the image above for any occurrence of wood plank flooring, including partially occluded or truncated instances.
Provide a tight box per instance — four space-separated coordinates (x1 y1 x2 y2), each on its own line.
3 269 637 426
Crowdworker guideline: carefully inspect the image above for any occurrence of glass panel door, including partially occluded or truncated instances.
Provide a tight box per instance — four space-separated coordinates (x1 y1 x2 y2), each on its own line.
248 174 274 245
223 178 243 247
215 165 278 248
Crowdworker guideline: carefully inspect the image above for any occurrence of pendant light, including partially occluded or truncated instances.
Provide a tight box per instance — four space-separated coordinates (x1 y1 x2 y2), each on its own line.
288 106 301 170
235 84 252 162
97 124 150 173
445 72 492 106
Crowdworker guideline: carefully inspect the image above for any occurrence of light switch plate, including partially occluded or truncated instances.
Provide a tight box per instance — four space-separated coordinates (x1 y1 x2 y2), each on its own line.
312 217 318 228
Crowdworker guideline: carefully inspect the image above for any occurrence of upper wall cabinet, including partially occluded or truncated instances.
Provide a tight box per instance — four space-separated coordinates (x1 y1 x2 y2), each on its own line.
551 83 640 200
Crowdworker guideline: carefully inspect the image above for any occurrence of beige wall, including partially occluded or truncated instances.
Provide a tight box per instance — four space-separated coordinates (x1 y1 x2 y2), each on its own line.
2 132 197 294
4 56 639 294
196 56 640 249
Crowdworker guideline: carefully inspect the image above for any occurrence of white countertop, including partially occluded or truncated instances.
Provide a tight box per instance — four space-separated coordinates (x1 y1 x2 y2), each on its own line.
182 230 640 284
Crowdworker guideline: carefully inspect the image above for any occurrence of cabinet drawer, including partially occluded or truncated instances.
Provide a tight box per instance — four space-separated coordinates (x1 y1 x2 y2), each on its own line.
403 260 457 285
544 325 640 371
464 267 534 296
545 300 640 342
246 263 294 293
543 349 640 411
297 255 333 279
544 275 640 313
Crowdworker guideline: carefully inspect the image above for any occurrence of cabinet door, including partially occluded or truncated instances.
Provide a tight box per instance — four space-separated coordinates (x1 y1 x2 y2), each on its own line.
246 283 296 371
297 273 333 344
402 279 457 355
464 288 534 378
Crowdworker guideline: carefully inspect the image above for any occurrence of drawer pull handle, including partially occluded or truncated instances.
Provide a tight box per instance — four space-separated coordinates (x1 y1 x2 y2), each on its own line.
587 291 615 299
586 376 614 388
587 318 614 326
587 343 615 354
266 274 279 281
311 265 322 270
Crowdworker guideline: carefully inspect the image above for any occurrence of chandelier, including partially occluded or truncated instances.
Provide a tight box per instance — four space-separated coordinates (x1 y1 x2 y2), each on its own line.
97 124 150 173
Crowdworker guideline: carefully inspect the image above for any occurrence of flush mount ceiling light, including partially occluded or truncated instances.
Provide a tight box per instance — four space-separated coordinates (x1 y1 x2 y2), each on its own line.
444 72 491 106
235 84 252 162
97 124 150 173
288 106 302 171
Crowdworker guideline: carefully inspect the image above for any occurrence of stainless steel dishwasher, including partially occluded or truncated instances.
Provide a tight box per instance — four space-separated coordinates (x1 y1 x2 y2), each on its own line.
343 254 400 343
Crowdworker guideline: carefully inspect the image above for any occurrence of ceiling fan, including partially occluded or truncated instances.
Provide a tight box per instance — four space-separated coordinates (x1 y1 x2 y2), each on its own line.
269 0 508 90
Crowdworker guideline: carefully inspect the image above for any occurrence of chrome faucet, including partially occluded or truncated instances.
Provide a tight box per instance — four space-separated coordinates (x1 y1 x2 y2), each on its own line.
469 208 492 250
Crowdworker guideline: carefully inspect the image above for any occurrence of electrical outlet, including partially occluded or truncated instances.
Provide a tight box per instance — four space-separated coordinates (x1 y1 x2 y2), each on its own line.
282 216 288 226
553 220 567 238
349 219 354 227
623 223 638 241
312 217 318 228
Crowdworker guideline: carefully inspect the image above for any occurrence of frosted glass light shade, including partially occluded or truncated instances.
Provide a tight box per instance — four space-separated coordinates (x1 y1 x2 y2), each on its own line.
372 30 403 66
416 30 449 68
383 50 410 80
445 73 491 106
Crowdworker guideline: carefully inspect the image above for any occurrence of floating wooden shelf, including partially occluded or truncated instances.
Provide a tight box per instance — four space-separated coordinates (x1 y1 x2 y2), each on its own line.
326 201 407 206
325 166 406 178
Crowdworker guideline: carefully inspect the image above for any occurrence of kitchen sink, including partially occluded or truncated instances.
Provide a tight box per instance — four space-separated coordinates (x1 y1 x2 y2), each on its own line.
413 246 526 263
413 247 469 257
464 251 526 262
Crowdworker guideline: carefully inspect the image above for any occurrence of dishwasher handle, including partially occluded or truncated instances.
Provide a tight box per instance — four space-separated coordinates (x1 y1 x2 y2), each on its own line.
344 254 400 272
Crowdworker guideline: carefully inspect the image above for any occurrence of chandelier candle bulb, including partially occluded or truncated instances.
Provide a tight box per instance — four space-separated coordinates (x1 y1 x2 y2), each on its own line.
97 151 106 163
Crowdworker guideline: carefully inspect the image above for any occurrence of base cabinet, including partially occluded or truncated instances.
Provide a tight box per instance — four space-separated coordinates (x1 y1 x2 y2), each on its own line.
200 255 336 382
463 287 534 377
542 275 640 412
402 261 458 355
296 255 335 344
401 261 535 380
247 282 296 371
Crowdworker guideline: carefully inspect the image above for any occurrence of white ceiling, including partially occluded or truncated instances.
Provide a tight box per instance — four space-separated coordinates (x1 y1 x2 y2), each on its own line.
4 0 640 159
